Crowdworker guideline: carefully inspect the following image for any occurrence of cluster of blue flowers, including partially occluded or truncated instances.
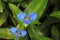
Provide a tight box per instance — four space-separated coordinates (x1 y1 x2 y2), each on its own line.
10 12 37 38
17 12 37 24
10 27 27 38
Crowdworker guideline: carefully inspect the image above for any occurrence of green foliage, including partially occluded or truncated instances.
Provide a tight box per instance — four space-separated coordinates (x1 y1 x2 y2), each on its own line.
51 26 59 40
27 25 52 40
0 0 4 13
0 0 60 40
3 0 23 3
50 11 60 18
25 0 48 24
9 3 25 30
0 10 8 26
0 28 15 39
9 3 22 20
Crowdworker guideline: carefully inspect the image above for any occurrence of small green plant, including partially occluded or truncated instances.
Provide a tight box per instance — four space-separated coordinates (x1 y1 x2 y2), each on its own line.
0 0 60 40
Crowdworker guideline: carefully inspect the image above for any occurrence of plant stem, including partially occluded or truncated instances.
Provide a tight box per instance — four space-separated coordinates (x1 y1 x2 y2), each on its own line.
9 13 16 26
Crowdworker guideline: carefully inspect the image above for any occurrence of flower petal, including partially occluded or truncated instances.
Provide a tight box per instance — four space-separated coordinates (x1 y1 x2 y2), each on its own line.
20 30 27 37
29 12 37 21
25 20 31 24
10 27 18 34
17 12 27 21
15 33 19 38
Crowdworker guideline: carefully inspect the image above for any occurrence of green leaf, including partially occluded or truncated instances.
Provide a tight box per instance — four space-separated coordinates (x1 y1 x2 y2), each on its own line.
9 3 22 20
27 25 52 40
0 10 8 26
0 28 15 39
24 0 48 24
50 11 60 18
9 3 25 29
51 26 59 40
0 0 4 13
40 17 60 32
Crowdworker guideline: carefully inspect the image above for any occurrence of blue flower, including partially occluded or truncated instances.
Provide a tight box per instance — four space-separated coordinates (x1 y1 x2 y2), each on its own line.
10 27 18 34
17 12 37 24
17 12 26 21
20 30 27 37
29 12 37 21
10 27 27 38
